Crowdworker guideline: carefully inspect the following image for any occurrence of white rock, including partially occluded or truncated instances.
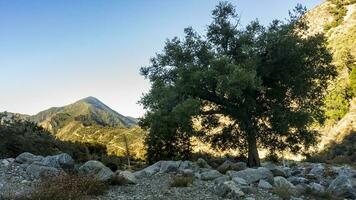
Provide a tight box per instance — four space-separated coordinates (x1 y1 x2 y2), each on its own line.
215 181 245 198
200 169 222 181
258 179 273 189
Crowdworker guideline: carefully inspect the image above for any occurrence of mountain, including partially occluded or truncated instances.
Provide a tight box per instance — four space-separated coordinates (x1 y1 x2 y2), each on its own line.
27 97 146 160
304 0 356 161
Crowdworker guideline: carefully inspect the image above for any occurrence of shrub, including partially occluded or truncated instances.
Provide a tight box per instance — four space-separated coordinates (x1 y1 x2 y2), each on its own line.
272 186 295 200
26 174 108 200
170 175 193 187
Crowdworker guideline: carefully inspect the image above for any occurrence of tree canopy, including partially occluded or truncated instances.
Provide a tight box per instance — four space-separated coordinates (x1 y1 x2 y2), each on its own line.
139 2 336 166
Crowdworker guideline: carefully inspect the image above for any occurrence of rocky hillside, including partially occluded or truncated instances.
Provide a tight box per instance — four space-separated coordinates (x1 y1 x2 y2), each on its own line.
1 152 355 199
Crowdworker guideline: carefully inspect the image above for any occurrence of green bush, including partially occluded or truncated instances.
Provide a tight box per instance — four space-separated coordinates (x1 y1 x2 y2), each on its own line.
350 67 356 96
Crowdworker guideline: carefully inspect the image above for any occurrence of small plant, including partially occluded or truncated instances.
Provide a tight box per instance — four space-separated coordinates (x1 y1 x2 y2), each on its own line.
170 175 193 187
26 173 108 200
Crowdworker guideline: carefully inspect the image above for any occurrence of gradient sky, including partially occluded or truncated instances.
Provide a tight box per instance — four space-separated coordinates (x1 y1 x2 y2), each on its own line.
0 0 323 117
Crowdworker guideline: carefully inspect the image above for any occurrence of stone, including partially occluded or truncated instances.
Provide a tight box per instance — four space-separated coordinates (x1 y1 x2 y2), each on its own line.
78 160 114 182
327 175 356 198
133 161 162 178
217 160 247 173
26 162 61 178
228 167 273 184
181 169 194 177
200 169 222 181
309 163 324 176
273 176 296 194
307 182 325 193
1 159 10 167
160 160 181 173
232 177 248 186
196 158 211 169
15 152 44 164
287 176 309 185
179 160 200 173
262 162 287 177
258 179 273 189
215 181 245 199
116 170 137 184
42 153 74 170
214 176 230 184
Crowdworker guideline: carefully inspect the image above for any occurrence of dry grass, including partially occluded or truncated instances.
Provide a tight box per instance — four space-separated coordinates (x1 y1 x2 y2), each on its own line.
170 175 194 187
25 173 108 200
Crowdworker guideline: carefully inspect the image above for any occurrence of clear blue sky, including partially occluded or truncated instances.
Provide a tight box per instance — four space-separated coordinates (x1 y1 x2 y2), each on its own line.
0 0 324 117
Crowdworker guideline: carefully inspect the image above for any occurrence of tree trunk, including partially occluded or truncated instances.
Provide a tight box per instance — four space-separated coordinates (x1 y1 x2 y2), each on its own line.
247 134 260 167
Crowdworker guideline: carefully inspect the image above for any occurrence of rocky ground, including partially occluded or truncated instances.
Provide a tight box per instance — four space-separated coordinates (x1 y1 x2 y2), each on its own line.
1 153 356 200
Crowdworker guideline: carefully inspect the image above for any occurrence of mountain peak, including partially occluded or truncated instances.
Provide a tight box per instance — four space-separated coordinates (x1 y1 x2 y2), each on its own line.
78 96 102 104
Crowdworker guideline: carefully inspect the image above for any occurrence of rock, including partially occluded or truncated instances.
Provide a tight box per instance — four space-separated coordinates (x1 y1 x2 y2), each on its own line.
214 176 230 184
78 160 114 182
307 182 325 193
232 177 248 186
1 159 10 167
327 175 356 198
217 160 247 173
309 163 324 176
15 152 43 164
42 153 74 170
179 160 200 173
273 176 296 194
263 163 287 177
200 169 222 180
116 170 137 184
160 160 181 173
196 158 211 169
244 198 255 200
287 176 309 185
215 181 245 199
26 162 61 178
181 169 194 177
258 179 273 189
133 161 162 178
228 167 273 184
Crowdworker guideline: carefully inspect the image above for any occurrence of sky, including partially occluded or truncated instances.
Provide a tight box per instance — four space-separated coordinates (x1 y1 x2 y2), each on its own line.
0 0 324 118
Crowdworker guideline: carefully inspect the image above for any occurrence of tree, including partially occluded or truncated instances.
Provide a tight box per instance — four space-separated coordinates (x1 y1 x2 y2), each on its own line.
139 2 335 166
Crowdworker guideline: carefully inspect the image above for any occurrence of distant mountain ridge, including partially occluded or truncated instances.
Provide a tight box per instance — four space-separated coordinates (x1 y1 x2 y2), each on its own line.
29 96 137 132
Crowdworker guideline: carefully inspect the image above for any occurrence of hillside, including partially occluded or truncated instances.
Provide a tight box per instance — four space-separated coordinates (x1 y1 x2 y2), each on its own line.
305 0 356 161
27 97 146 160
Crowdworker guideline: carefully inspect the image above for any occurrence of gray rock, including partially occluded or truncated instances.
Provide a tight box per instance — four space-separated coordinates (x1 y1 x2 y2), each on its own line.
78 160 114 182
217 160 246 173
181 169 194 177
214 176 230 184
228 167 273 184
160 160 181 173
307 182 325 193
273 176 296 194
26 163 61 178
178 160 200 173
262 162 287 177
287 176 309 185
15 152 43 164
133 161 162 178
309 163 324 176
196 158 211 169
200 169 222 180
258 179 273 189
215 181 245 199
42 153 74 170
327 175 356 198
232 177 248 186
116 170 137 184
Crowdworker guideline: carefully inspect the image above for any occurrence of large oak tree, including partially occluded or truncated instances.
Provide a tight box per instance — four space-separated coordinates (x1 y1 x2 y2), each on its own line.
139 3 335 166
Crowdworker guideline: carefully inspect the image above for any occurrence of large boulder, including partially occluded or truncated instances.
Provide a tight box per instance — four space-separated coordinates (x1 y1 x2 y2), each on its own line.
273 176 297 195
214 181 245 199
133 161 162 178
26 162 61 178
196 158 211 169
15 152 43 164
258 179 273 189
115 170 137 184
200 169 222 181
232 177 248 186
327 175 356 198
227 167 273 184
262 163 287 177
287 176 309 185
217 160 247 174
160 161 181 173
179 160 200 173
308 163 324 176
78 160 114 182
42 153 74 170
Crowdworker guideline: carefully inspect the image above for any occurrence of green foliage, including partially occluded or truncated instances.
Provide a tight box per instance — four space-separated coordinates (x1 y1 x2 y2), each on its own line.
140 3 335 166
324 80 350 123
350 67 356 96
324 0 348 30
